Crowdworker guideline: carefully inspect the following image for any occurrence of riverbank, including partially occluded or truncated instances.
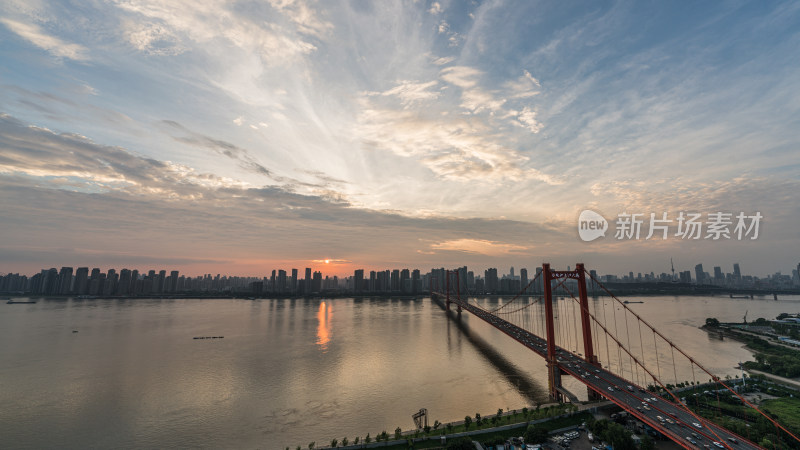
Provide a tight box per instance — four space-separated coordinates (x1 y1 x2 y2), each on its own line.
303 410 594 450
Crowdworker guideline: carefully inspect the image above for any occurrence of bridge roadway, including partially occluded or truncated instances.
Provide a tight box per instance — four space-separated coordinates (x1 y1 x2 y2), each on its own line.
450 298 757 450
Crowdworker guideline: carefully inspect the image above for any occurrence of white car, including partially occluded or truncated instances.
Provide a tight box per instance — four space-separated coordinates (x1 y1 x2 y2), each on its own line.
693 422 703 429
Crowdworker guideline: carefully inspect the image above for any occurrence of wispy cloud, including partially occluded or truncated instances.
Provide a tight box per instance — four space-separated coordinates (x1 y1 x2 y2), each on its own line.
0 17 88 60
430 239 529 256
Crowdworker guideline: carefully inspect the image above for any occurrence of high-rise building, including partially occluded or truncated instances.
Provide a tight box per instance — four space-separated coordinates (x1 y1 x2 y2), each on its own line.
118 269 132 295
74 267 89 295
733 263 741 281
58 266 73 294
376 270 386 292
509 267 515 279
520 268 528 293
369 271 376 292
713 266 723 284
391 269 400 291
170 270 179 292
278 270 287 294
42 268 59 294
156 270 166 293
411 269 420 294
457 266 468 294
400 269 410 293
354 269 364 293
680 270 692 284
694 264 704 285
484 268 498 294
130 270 139 294
312 271 322 292
304 268 312 294
103 269 117 296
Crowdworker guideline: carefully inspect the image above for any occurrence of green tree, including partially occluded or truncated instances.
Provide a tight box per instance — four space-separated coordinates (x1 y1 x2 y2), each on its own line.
395 427 402 440
640 435 654 450
524 425 548 444
341 437 348 447
463 416 472 430
433 420 441 430
330 438 338 448
522 407 528 418
475 413 482 426
353 437 359 446
497 408 503 419
365 433 371 444
423 425 431 434
308 442 315 450
446 423 454 434
706 317 720 327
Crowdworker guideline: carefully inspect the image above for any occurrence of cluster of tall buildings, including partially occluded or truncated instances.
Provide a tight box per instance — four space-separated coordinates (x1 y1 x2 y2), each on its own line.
0 267 265 296
602 262 800 290
2 262 798 296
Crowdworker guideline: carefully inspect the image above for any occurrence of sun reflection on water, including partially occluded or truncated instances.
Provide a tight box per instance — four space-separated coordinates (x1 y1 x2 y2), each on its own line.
316 301 332 351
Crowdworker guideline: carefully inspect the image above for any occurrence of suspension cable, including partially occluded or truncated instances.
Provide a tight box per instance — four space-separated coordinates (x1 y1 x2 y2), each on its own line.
585 269 800 446
559 283 731 447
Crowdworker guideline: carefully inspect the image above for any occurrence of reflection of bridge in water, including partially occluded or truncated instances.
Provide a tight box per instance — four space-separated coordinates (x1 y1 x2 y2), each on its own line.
432 263 799 450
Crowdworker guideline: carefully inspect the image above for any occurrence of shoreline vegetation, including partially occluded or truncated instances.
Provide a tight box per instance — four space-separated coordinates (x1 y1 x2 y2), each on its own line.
701 315 800 380
286 405 591 450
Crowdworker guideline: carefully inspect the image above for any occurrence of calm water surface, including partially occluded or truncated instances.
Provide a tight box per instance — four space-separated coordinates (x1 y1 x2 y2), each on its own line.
1 295 798 448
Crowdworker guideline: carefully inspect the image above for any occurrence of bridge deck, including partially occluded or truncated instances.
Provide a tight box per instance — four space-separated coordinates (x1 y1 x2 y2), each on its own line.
443 296 758 450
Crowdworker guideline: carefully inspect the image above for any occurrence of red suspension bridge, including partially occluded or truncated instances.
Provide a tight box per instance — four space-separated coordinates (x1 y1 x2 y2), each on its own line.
431 263 799 450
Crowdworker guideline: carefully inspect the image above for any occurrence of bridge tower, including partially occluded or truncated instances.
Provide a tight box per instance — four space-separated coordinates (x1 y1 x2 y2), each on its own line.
542 263 600 401
575 263 601 400
542 263 562 402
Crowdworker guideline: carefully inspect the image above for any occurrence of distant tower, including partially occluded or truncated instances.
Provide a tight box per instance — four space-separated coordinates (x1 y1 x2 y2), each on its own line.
670 258 676 282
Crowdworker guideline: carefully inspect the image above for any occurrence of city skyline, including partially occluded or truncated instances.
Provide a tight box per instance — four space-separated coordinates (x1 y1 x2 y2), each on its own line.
1 1 799 276
4 259 798 296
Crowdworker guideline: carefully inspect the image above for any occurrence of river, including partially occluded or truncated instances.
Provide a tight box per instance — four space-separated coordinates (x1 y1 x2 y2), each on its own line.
1 294 798 448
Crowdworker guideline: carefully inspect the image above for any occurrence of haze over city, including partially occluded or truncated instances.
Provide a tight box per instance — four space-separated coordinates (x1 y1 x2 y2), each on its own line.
1 0 798 277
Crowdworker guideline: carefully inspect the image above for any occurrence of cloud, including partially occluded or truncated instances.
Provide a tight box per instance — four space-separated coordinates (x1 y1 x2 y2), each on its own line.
439 66 481 89
158 119 281 180
122 20 185 56
428 2 443 15
113 0 318 61
430 239 529 256
504 70 541 99
432 56 455 65
440 66 506 113
355 104 561 184
0 113 562 274
0 17 88 60
512 107 542 133
365 80 441 107
267 0 333 37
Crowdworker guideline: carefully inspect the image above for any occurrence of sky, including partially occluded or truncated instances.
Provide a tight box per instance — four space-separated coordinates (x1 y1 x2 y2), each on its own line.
0 0 798 278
